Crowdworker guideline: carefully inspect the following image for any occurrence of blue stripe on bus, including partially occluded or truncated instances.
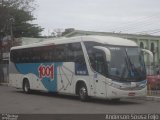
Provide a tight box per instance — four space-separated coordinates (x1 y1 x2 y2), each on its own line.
15 62 63 92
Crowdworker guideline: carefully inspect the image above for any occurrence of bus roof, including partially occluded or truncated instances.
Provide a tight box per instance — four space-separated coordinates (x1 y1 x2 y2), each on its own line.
11 35 137 50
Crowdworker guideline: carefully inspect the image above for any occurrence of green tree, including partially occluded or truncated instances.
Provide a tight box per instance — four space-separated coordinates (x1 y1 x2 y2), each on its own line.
62 28 75 36
0 0 43 37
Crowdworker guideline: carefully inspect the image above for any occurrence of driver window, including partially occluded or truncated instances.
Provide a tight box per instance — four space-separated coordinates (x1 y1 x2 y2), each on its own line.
90 49 107 76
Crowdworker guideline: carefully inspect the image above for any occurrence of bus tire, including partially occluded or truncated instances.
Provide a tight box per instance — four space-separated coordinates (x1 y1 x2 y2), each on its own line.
23 79 31 94
79 84 88 101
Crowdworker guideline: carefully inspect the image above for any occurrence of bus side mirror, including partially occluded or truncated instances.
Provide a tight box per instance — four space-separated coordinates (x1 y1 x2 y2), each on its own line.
141 49 153 63
93 46 111 62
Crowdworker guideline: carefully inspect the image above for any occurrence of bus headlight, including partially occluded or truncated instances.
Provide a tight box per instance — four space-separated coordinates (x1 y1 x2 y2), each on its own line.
109 80 147 90
110 83 121 89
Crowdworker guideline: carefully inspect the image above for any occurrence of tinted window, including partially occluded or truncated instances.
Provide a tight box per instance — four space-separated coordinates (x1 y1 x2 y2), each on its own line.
84 41 107 75
10 42 85 63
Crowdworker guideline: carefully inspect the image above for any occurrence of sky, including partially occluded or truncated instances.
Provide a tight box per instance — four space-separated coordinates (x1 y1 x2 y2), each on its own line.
33 0 160 36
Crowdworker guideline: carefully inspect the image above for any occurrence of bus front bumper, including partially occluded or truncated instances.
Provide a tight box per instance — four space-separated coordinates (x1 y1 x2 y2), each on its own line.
107 85 147 99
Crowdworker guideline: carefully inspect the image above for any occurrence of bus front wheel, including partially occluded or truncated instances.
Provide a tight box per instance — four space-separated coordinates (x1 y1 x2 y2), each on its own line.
79 84 88 101
23 80 31 94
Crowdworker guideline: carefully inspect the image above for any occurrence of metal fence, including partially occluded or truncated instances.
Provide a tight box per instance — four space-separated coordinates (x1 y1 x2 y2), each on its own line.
0 63 9 83
148 90 160 96
146 64 160 96
147 80 160 96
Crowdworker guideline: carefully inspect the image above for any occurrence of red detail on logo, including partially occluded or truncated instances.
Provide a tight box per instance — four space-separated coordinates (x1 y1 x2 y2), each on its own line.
38 64 54 80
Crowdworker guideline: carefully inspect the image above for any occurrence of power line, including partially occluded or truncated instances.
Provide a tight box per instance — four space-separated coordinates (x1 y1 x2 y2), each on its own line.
122 21 160 33
108 14 160 34
148 30 160 34
135 29 160 34
108 15 153 30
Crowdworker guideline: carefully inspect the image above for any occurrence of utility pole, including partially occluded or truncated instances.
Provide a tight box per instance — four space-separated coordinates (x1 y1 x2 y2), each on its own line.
0 32 3 83
0 0 3 7
0 0 4 61
0 34 2 61
9 17 14 47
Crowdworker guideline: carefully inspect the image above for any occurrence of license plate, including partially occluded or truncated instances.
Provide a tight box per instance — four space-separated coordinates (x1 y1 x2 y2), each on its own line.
128 92 135 96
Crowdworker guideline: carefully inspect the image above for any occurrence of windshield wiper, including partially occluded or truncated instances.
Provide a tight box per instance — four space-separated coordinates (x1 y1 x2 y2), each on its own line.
124 49 141 79
120 57 128 81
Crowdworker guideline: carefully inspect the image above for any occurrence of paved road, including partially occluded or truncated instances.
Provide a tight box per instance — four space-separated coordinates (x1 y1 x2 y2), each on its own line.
0 86 160 114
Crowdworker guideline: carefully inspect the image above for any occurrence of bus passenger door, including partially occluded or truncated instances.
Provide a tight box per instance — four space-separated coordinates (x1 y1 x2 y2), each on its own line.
90 49 107 98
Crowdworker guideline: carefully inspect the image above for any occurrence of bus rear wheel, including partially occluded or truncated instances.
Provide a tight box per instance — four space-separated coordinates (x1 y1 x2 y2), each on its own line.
79 84 88 101
23 80 31 94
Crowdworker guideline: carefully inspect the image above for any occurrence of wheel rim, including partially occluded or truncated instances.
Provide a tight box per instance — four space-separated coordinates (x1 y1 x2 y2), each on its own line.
79 87 86 99
24 82 29 92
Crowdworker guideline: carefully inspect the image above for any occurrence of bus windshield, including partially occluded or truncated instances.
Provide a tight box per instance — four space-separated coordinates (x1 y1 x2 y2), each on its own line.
108 46 146 82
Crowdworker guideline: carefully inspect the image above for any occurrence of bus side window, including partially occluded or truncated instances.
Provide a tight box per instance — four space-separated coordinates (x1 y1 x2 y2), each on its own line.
54 44 67 62
66 42 85 63
68 42 88 75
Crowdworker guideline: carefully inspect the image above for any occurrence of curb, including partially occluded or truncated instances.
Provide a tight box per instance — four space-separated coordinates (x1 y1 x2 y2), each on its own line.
132 96 160 102
0 83 9 86
145 96 160 102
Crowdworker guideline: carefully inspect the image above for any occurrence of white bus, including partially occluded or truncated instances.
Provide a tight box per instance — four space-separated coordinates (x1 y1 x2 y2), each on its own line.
9 36 152 101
